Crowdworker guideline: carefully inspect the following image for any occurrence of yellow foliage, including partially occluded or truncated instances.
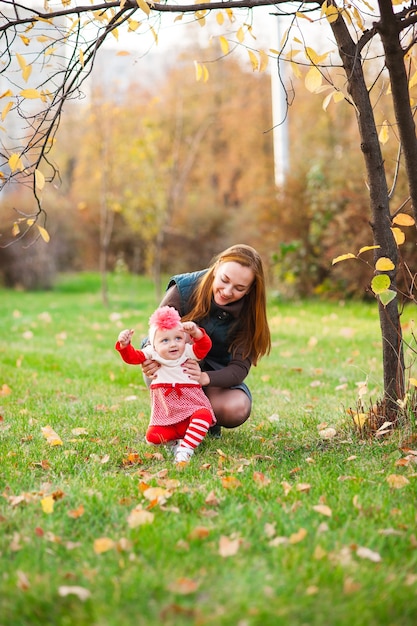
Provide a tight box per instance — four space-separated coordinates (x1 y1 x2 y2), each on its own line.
375 257 395 271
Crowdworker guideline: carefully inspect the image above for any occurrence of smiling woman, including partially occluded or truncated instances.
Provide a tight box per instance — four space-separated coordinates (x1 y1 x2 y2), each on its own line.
141 244 272 432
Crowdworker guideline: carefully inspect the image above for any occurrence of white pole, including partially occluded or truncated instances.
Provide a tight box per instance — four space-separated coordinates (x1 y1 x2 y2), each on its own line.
271 15 289 188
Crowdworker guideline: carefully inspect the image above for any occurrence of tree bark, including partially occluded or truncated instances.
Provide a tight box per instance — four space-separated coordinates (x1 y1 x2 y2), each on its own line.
330 7 405 409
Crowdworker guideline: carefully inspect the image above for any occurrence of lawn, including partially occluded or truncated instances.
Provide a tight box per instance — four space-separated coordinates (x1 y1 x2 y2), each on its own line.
1 273 416 626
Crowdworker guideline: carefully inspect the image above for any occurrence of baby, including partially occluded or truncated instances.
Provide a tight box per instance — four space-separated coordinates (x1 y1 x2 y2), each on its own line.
115 306 216 464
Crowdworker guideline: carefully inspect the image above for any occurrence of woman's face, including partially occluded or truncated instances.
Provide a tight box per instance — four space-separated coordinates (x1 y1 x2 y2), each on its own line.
212 261 254 306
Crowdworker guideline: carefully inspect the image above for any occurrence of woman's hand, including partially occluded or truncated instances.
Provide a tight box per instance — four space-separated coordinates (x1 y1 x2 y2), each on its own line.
182 359 209 385
141 358 160 379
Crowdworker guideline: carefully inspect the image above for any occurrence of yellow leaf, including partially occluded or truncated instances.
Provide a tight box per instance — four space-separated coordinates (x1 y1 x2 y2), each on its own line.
22 65 32 82
375 257 395 271
0 89 13 99
332 253 356 265
12 222 20 237
19 35 30 46
259 50 269 73
323 4 340 23
35 169 45 190
391 227 405 245
79 49 84 67
16 52 27 71
296 11 313 22
236 27 245 43
248 50 259 72
216 12 224 26
128 19 140 31
290 61 302 79
136 0 150 16
379 120 389 144
313 504 332 517
409 378 417 387
41 495 54 514
41 425 63 446
305 66 323 93
409 69 417 90
127 506 154 528
93 537 115 554
2 101 13 122
392 213 415 226
386 474 410 489
289 528 307 544
353 413 368 427
358 245 380 254
219 36 229 55
305 47 331 65
8 153 24 172
37 225 50 243
20 88 41 99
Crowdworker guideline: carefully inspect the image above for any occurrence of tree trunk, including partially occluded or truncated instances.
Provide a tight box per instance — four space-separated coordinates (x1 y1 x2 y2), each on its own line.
330 8 405 411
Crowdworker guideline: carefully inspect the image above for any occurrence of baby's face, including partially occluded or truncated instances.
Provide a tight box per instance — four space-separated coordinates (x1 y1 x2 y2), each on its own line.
154 326 186 360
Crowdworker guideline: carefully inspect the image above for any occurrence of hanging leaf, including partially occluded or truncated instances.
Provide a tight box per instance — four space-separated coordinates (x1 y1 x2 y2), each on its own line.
358 245 380 254
379 289 396 306
20 88 41 99
236 27 245 43
392 213 415 226
248 50 259 72
378 120 389 144
391 227 405 245
136 0 150 15
37 225 50 243
2 101 13 121
332 253 356 265
259 50 269 72
8 153 24 172
375 257 395 271
35 168 45 190
219 36 229 55
371 274 390 294
305 66 322 93
216 12 224 26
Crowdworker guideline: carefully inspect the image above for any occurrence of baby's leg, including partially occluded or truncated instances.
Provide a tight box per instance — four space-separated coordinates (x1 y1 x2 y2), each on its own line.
146 424 182 444
175 409 212 463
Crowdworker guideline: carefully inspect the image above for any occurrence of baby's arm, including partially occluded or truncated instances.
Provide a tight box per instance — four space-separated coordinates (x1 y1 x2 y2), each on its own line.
118 329 134 348
115 329 146 365
182 321 203 341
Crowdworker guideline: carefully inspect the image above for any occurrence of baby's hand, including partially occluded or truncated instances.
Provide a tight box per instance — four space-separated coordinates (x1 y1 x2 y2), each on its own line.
182 321 202 340
118 329 134 347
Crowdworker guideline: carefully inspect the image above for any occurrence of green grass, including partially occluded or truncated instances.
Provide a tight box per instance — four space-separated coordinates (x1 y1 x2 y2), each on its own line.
1 273 417 626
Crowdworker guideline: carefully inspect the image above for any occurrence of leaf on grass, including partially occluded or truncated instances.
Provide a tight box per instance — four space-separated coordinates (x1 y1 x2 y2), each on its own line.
219 535 241 557
0 384 12 396
41 495 54 514
289 528 307 544
356 546 382 562
16 570 30 590
167 577 200 595
205 491 221 506
386 474 410 489
318 427 337 439
41 425 63 446
253 471 271 487
296 483 311 493
221 476 242 490
313 504 332 517
58 586 91 601
188 526 210 540
143 487 172 506
67 504 85 519
71 427 88 436
93 537 115 554
353 413 368 427
127 506 154 528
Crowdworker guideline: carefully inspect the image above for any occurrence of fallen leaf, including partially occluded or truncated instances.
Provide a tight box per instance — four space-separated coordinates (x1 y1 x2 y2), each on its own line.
386 474 410 489
58 586 91 601
67 504 85 519
0 384 12 396
356 546 382 562
16 570 30 590
71 428 88 436
319 427 337 439
313 504 332 517
253 472 271 487
41 425 63 446
127 506 154 528
296 483 311 493
221 476 242 490
41 495 54 514
93 537 115 554
188 526 210 540
219 535 241 557
167 578 200 595
205 491 221 506
289 528 307 544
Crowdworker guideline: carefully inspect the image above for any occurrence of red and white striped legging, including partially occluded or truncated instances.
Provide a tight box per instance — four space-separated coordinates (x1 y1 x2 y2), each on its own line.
146 408 212 450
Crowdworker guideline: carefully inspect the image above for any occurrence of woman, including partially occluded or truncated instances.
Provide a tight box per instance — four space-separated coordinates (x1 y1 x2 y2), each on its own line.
142 244 271 432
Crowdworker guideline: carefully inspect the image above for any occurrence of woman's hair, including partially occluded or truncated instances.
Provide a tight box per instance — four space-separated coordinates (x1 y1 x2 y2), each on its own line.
183 244 271 364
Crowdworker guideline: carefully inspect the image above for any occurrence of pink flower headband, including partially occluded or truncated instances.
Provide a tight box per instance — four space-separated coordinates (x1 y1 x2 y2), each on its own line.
149 306 182 346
